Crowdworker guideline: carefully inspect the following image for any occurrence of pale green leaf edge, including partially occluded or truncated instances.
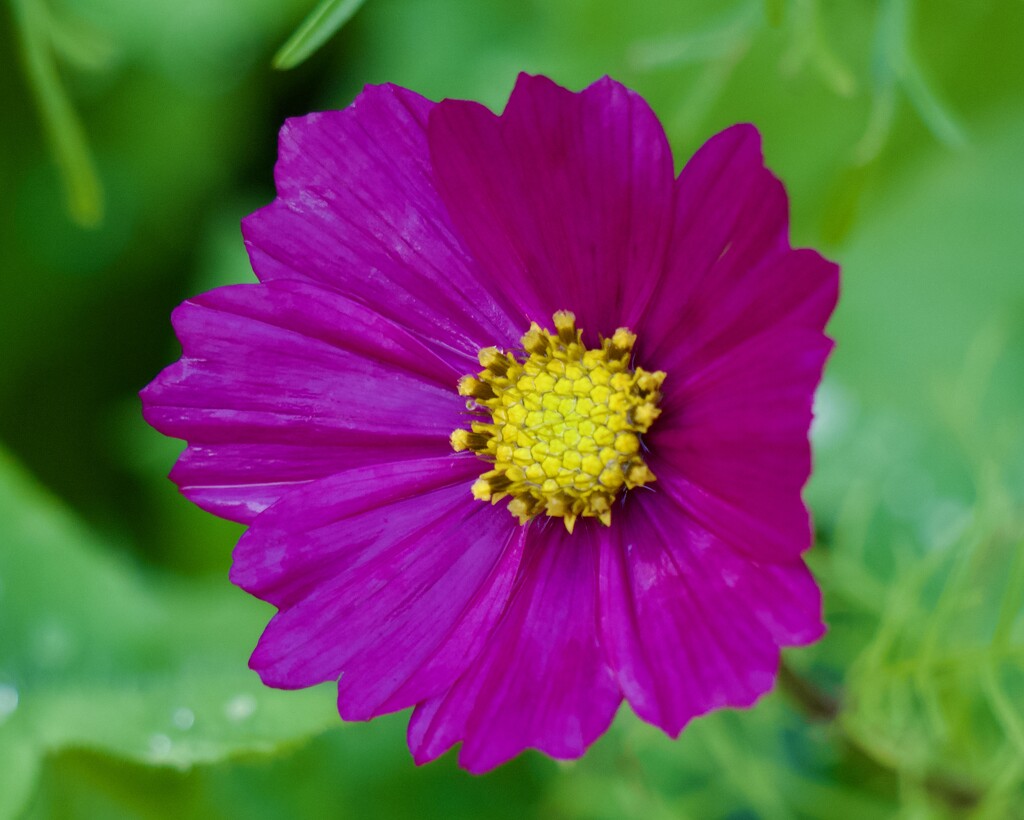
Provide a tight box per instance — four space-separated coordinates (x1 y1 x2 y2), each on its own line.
11 0 104 228
273 0 368 70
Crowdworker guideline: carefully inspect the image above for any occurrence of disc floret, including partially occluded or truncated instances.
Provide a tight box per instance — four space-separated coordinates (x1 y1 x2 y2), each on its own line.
451 311 665 532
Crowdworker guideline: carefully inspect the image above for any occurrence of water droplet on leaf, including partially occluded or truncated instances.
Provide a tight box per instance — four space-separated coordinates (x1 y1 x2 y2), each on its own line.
0 684 19 723
224 693 257 722
172 707 195 730
148 733 173 759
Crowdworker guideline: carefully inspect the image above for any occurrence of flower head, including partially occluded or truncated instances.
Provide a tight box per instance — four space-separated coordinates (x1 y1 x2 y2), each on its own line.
453 310 665 531
142 74 839 773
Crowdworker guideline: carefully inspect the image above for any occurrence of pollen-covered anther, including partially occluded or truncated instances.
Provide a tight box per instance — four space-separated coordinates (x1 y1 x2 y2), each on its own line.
457 376 495 401
450 427 492 452
451 312 666 532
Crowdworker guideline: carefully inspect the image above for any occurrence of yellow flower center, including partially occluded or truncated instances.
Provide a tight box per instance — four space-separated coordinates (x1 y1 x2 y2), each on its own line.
451 311 665 533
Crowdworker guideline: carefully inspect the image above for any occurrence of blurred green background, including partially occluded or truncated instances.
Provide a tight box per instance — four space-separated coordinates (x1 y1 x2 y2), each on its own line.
2 0 1023 817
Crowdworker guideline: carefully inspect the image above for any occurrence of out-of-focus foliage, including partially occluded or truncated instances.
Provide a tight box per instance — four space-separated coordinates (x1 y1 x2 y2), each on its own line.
10 0 104 226
0 451 337 818
1 0 1022 818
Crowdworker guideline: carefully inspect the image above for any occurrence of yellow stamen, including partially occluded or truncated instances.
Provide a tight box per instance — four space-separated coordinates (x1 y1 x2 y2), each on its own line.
451 311 666 532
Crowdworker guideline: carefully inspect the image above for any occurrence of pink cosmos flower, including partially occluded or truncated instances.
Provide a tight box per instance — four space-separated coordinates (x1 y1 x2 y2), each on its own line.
142 74 838 773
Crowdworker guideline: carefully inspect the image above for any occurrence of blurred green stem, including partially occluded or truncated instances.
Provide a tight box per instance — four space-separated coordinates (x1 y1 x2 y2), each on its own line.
778 660 838 721
857 0 965 166
779 660 982 811
11 0 104 227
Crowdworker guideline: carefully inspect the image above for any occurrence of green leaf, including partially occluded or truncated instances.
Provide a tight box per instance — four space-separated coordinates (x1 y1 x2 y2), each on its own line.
0 450 337 819
43 5 117 72
11 0 104 228
273 0 368 70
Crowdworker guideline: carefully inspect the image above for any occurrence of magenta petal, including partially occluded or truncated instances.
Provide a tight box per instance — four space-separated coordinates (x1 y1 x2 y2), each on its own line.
649 328 833 561
600 496 823 737
407 524 621 773
234 456 526 717
141 280 462 523
427 74 676 340
638 124 797 363
242 84 525 364
654 248 839 374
